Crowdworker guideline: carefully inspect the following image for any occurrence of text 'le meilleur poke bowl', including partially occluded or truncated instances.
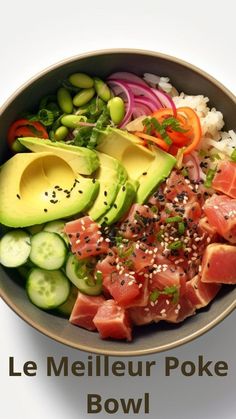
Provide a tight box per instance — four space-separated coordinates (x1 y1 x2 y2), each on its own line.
0 50 236 356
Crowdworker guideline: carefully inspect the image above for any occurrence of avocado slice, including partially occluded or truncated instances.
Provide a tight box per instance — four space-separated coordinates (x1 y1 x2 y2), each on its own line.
99 180 136 225
0 152 99 228
96 127 155 180
88 152 128 221
136 146 176 204
18 137 99 175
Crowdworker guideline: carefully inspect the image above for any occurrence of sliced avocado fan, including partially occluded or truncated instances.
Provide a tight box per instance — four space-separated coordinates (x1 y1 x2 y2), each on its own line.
18 137 99 175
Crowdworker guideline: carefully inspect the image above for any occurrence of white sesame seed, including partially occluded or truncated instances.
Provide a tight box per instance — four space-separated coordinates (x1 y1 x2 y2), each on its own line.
76 239 80 244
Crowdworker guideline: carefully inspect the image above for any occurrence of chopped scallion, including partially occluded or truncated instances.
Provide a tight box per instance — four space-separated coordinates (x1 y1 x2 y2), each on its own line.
165 216 183 223
231 149 236 162
168 241 183 250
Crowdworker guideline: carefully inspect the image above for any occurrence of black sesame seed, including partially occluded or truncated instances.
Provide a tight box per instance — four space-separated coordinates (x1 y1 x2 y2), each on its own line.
44 192 48 196
79 190 83 194
16 194 21 199
104 201 108 206
44 209 48 212
104 191 107 197
114 204 117 209
122 186 126 192
142 172 147 176
92 179 96 183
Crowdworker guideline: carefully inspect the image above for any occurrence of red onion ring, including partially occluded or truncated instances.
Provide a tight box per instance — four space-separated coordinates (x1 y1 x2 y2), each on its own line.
132 103 152 119
108 80 134 128
108 72 148 86
109 79 161 109
151 88 177 115
134 96 161 113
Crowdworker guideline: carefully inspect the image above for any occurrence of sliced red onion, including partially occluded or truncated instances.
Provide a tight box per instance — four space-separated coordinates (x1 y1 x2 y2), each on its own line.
108 72 148 86
183 152 200 182
109 79 161 109
151 88 177 114
132 103 152 119
108 80 134 128
134 96 160 113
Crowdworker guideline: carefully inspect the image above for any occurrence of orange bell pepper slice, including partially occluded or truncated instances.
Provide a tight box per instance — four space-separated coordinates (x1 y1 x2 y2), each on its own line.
134 131 170 151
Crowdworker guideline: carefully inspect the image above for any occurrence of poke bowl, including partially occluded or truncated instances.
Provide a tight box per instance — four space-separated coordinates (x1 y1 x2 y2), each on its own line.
0 49 236 356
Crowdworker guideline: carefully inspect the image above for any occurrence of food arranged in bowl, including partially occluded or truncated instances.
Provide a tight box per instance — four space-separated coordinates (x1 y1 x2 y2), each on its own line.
0 69 235 343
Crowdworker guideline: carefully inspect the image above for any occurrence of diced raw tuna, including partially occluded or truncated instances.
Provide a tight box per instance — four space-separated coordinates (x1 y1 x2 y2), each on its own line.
129 294 195 326
93 300 132 341
102 271 141 307
184 201 202 224
164 172 196 202
212 161 236 199
203 194 236 243
119 204 159 240
198 216 218 237
64 216 109 259
150 254 187 296
186 275 221 309
119 242 155 272
201 243 236 284
69 293 105 331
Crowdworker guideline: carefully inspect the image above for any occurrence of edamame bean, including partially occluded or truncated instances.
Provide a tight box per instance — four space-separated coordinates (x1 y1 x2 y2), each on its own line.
108 97 125 125
57 87 73 113
94 78 111 102
61 114 87 129
73 88 95 107
54 126 69 141
69 73 94 88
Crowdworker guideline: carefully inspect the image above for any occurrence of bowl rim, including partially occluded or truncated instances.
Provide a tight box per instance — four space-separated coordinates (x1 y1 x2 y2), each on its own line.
1 48 236 356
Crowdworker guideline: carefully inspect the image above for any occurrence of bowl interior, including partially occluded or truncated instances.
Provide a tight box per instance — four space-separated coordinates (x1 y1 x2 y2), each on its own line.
1 50 236 356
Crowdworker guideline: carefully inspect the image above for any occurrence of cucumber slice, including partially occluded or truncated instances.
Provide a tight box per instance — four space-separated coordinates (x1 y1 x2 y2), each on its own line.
66 253 102 296
0 230 31 267
27 268 70 309
30 231 67 270
57 285 78 317
43 220 69 244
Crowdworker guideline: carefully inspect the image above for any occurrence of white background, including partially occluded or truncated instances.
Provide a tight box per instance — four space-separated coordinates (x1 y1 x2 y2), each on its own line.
0 0 236 418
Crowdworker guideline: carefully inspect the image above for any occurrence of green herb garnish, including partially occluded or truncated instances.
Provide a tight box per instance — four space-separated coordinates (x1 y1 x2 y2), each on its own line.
149 285 179 304
168 241 183 250
181 167 189 177
204 167 217 188
165 216 183 223
231 149 236 162
178 221 186 235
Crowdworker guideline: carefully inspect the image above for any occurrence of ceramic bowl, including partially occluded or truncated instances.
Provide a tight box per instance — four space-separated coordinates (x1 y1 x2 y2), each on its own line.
1 49 235 356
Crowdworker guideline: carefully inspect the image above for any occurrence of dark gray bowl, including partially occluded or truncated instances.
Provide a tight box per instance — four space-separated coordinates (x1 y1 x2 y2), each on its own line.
1 49 235 356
